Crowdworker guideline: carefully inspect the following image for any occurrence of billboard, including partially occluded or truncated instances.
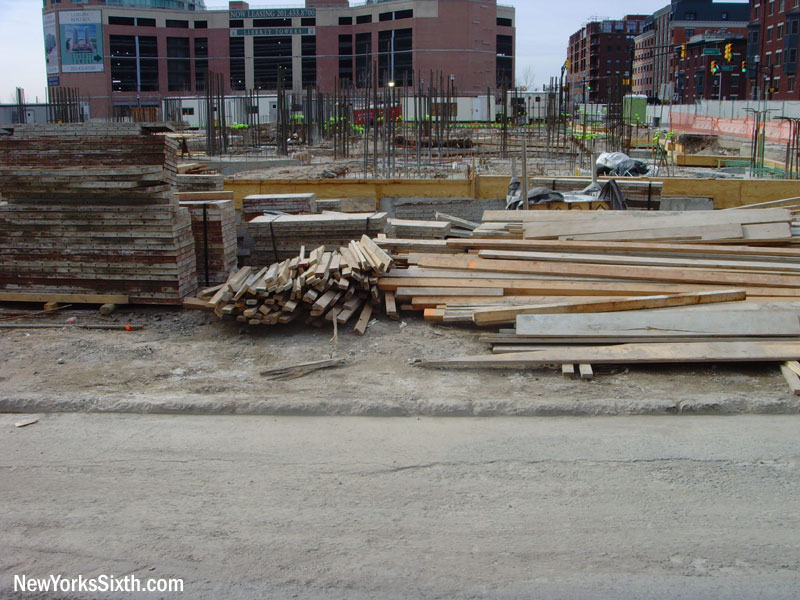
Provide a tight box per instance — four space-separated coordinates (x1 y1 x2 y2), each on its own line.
230 27 315 37
59 11 104 73
43 12 59 75
229 9 315 18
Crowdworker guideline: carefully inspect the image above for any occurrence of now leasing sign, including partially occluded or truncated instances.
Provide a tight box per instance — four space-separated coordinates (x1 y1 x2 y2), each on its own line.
60 11 104 73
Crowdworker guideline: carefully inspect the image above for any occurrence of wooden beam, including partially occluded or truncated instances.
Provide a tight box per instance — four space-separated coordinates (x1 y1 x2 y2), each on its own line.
0 292 129 304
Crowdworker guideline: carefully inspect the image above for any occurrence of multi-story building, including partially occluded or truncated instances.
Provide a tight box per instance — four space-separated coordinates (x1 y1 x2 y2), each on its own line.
566 15 648 104
632 5 671 99
41 0 515 119
673 34 748 102
747 0 800 99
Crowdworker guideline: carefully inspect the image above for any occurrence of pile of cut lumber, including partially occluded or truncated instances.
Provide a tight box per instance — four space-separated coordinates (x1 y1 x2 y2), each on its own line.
185 235 396 333
472 208 798 243
242 193 316 222
179 199 238 286
246 212 388 265
0 124 197 304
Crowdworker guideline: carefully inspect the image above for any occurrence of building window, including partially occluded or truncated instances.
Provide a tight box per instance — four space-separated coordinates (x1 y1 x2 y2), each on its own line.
194 20 207 29
253 36 292 90
194 37 207 92
355 32 372 87
182 107 194 116
685 12 696 20
379 12 393 22
767 27 773 41
167 37 191 91
789 76 795 91
685 28 694 37
497 17 512 27
378 28 412 87
395 10 413 20
230 37 245 90
302 35 317 88
779 24 784 39
165 19 189 29
496 34 513 88
769 0 775 15
338 17 352 25
229 19 244 28
110 34 158 93
108 16 135 26
338 34 353 85
136 18 155 27
301 18 315 26
721 12 728 20
254 18 291 27
356 14 372 25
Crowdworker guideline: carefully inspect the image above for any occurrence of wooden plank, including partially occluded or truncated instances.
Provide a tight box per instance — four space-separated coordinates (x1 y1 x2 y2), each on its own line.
421 341 800 368
780 363 800 396
784 360 800 378
396 287 505 299
515 309 800 338
561 223 745 242
353 303 373 336
409 254 800 289
484 208 792 222
385 291 399 320
562 364 576 379
471 290 747 326
578 364 594 380
0 292 129 304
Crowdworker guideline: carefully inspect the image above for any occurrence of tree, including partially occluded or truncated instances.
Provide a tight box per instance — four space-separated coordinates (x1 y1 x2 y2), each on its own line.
517 65 535 91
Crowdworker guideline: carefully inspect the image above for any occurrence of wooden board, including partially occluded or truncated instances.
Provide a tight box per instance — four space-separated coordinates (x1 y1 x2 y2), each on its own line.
0 292 129 304
515 309 800 338
471 290 746 326
421 341 800 368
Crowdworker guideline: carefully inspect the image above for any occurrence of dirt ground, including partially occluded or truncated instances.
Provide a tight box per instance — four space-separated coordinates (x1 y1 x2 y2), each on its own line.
0 305 796 416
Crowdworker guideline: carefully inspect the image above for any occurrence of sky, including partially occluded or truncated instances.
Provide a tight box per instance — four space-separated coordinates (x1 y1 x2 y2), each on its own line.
0 0 748 104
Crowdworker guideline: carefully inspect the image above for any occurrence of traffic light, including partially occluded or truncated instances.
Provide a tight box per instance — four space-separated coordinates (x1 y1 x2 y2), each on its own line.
680 44 687 59
741 60 747 73
565 58 570 70
724 43 733 62
710 60 719 74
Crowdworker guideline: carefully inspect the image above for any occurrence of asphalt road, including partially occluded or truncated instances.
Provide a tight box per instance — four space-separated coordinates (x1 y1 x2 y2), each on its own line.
1 414 799 599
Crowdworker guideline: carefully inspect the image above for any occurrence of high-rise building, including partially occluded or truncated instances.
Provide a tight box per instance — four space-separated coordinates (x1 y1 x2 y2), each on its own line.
42 0 515 119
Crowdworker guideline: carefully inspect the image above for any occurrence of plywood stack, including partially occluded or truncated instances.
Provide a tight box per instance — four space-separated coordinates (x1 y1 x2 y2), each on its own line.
186 235 395 334
242 193 316 222
472 208 797 243
179 199 238 286
387 218 451 239
0 124 197 304
246 212 388 265
175 173 224 192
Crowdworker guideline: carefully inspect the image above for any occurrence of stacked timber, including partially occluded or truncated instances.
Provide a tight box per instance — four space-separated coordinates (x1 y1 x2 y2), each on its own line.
175 173 224 192
0 124 197 304
387 218 451 239
179 199 238 286
242 193 316 222
472 208 798 243
186 235 395 333
246 212 388 265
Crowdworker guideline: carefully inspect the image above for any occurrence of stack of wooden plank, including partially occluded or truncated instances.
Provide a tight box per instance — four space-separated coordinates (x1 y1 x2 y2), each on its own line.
387 218 451 239
185 235 396 333
175 173 224 192
246 212 388 265
179 199 238 286
0 124 197 304
472 208 798 243
242 193 316 222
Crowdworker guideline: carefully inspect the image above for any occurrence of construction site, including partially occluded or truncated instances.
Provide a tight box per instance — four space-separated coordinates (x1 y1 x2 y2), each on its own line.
2 0 800 597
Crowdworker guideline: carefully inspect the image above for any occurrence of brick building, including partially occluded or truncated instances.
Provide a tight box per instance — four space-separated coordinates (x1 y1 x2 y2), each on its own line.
673 34 748 102
566 15 647 104
41 0 515 119
632 5 671 99
747 0 800 99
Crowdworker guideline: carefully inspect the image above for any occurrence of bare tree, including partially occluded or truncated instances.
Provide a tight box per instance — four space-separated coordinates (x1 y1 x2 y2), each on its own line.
517 66 535 91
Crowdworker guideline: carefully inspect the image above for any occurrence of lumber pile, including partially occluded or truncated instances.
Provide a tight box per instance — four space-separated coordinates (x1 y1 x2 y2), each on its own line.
175 173 224 192
472 208 798 243
246 212 388 265
387 218 451 239
0 124 197 304
179 199 238 286
186 235 394 332
242 193 316 222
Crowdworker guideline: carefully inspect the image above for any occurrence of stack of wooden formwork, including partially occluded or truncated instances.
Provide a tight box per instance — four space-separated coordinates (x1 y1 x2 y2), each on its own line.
0 123 197 304
179 199 238 286
246 212 388 265
242 193 316 222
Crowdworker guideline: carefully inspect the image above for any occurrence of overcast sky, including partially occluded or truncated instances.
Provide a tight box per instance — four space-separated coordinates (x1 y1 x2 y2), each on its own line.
0 0 747 104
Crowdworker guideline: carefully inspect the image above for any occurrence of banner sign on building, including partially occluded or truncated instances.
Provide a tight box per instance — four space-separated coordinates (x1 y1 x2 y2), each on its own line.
230 27 316 37
60 11 104 73
229 9 316 19
43 12 59 75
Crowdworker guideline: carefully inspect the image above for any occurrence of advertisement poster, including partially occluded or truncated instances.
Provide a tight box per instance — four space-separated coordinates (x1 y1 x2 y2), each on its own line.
43 12 59 75
59 11 104 73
